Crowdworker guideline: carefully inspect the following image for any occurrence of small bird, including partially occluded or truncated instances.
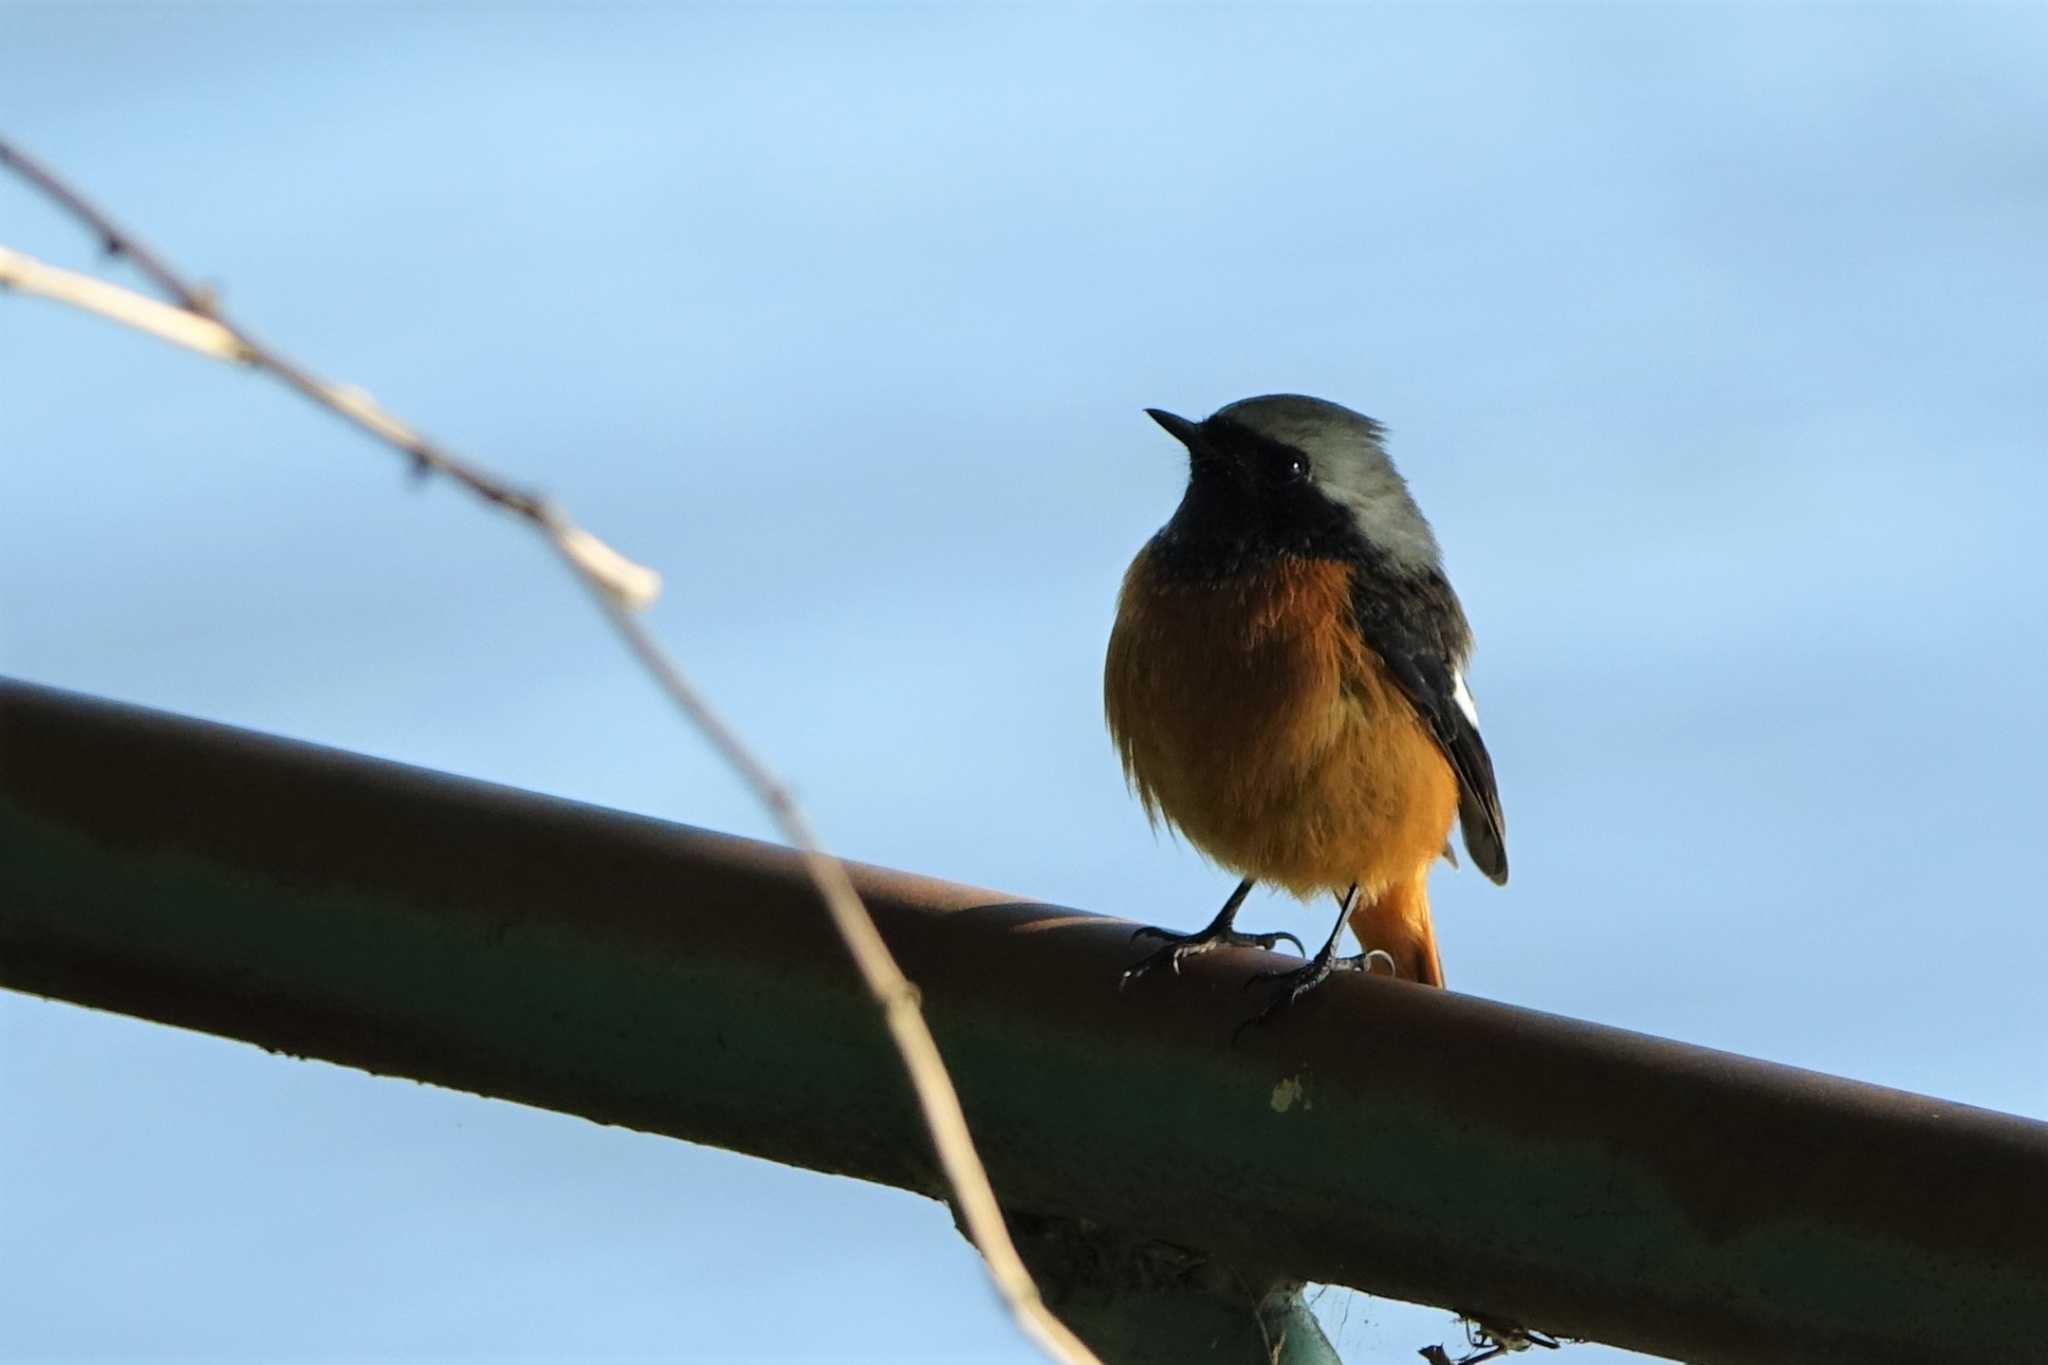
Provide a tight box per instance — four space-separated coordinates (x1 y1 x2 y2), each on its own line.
1104 395 1506 1020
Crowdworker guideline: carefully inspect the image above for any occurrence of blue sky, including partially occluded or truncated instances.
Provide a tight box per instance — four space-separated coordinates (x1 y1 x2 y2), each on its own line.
3 6 2044 1363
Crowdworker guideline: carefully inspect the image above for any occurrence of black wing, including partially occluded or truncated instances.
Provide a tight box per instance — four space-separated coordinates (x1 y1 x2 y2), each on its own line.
1349 567 1508 884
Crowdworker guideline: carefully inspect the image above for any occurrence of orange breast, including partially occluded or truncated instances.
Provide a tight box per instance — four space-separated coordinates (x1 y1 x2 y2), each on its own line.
1103 548 1456 900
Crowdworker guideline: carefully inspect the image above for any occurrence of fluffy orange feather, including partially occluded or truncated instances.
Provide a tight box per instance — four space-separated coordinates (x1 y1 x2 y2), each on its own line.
1104 547 1453 985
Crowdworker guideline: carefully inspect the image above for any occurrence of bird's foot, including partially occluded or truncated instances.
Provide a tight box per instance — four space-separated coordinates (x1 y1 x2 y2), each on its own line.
1119 924 1305 989
1231 946 1396 1042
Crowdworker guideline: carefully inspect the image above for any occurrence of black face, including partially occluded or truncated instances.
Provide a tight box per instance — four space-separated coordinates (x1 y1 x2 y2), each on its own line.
1151 415 1363 578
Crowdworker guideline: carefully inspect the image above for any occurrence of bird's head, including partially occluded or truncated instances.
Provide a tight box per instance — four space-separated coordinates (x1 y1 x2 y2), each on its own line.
1146 394 1442 575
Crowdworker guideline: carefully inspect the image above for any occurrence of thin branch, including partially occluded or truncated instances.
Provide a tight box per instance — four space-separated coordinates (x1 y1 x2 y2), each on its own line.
0 138 204 310
0 135 1099 1365
581 583 1097 1365
0 244 245 361
0 138 656 610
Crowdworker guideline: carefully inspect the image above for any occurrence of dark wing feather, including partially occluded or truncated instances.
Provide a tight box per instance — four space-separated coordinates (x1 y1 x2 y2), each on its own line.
1349 568 1509 884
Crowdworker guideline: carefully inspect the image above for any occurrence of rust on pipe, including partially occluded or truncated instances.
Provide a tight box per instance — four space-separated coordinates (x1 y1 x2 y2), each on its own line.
1 678 2043 1364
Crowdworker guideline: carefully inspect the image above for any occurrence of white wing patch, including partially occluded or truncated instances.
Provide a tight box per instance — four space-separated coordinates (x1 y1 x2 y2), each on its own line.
1452 670 1480 727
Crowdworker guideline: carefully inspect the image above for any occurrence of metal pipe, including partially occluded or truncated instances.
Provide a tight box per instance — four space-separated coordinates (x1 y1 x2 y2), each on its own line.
2 678 2043 1364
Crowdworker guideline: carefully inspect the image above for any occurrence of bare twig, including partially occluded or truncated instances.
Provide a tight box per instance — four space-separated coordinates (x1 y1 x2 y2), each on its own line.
0 135 1099 1365
0 138 203 308
0 245 244 359
0 139 656 610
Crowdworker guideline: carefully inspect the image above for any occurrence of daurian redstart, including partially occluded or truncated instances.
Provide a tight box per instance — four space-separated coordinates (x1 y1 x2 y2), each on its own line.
1105 395 1506 1021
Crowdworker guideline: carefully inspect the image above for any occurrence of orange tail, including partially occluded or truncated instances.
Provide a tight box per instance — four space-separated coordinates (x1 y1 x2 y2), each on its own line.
1347 871 1445 987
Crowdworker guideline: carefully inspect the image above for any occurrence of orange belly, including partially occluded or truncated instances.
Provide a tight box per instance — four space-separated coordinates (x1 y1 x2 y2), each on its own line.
1104 548 1457 903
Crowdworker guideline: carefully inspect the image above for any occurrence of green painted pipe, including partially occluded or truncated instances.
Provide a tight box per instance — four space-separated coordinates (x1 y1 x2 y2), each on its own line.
3 679 2043 1364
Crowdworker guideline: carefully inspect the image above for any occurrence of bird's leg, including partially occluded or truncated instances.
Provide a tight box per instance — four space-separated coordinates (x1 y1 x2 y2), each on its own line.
1120 878 1304 988
1232 884 1396 1040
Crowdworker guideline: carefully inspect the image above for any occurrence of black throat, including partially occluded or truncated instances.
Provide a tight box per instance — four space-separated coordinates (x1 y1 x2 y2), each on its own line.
1147 458 1369 583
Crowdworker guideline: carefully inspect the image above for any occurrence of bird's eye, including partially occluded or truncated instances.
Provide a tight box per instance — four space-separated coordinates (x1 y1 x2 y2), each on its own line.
1287 453 1312 480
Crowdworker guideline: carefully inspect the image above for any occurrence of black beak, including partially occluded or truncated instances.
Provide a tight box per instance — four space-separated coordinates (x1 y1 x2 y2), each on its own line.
1144 407 1203 449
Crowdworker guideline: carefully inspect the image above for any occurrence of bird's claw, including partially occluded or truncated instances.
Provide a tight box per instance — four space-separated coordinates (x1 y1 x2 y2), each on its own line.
1241 947 1394 992
1131 924 1305 957
1120 925 1305 990
1231 948 1396 1042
